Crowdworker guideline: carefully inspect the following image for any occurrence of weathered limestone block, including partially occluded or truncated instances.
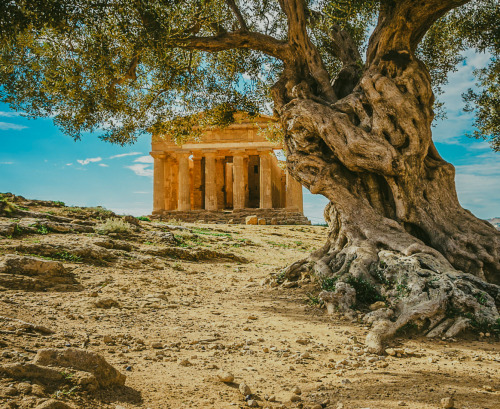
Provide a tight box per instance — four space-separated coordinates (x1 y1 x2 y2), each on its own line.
34 348 126 388
246 216 258 225
0 255 79 291
258 218 266 225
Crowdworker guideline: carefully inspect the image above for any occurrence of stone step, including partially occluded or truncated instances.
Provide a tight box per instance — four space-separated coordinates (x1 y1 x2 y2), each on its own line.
150 209 311 225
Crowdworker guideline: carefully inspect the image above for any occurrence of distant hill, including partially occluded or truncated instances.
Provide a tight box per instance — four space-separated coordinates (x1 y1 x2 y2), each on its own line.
488 218 500 230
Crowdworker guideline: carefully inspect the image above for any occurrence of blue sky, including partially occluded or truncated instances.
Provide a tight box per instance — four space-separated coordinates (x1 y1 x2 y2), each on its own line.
0 50 498 223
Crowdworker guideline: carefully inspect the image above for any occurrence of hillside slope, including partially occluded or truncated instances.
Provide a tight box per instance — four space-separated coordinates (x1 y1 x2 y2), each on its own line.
0 194 498 409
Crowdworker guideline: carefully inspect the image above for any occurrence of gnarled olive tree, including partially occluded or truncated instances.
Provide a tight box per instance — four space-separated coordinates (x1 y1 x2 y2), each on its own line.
1 0 499 351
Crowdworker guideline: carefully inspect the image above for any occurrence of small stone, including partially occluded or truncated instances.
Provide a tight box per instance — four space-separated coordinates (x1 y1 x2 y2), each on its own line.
295 338 309 345
300 352 311 359
369 301 386 311
398 401 407 406
94 298 119 309
440 397 454 408
247 315 258 320
247 399 258 407
311 405 323 409
268 395 276 402
16 382 32 394
218 371 235 383
291 386 301 395
290 394 301 402
385 348 396 356
103 335 114 344
239 383 251 396
376 361 388 368
262 347 269 353
178 359 191 367
482 385 494 392
258 218 266 225
3 386 18 396
151 342 163 349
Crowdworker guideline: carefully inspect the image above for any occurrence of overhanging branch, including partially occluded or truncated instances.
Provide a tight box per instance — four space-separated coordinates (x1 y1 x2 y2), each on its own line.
175 31 290 61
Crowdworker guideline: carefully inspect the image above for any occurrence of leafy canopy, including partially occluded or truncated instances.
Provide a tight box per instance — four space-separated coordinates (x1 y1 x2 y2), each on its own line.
0 0 498 150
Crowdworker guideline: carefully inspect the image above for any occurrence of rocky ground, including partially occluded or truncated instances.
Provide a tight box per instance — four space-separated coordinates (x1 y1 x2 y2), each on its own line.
0 193 498 409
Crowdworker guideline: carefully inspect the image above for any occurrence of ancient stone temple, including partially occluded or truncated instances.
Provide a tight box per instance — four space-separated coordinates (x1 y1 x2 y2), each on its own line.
150 113 310 224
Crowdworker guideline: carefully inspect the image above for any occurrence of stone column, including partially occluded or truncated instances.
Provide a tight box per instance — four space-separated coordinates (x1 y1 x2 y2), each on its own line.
191 155 203 209
151 152 166 214
286 170 303 212
232 153 246 209
225 162 233 208
259 152 272 209
216 155 226 210
177 153 191 211
204 152 217 210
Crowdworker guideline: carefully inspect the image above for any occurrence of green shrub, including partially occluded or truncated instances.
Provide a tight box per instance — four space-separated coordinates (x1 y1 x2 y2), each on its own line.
65 207 83 213
53 201 65 206
54 251 82 262
34 224 50 235
96 218 131 234
136 216 151 222
0 197 16 215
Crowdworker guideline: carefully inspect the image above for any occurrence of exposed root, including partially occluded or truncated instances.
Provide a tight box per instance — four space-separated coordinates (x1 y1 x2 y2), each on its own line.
280 248 500 354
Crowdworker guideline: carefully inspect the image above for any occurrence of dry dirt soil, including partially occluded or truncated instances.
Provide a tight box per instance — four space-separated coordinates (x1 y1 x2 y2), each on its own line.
0 195 498 409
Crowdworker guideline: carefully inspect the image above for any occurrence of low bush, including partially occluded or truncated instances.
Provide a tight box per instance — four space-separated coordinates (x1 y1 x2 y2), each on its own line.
97 218 131 234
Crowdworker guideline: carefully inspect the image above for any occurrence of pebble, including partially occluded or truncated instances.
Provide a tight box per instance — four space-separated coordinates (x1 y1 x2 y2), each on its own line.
296 338 309 345
218 371 235 383
290 394 301 402
178 359 191 366
151 342 163 349
440 397 454 408
239 383 251 396
247 399 258 407
291 386 301 395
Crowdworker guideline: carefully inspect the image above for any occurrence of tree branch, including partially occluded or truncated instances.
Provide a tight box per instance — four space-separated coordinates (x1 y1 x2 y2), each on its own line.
175 31 290 61
225 0 248 31
329 24 361 67
367 0 472 64
280 0 337 102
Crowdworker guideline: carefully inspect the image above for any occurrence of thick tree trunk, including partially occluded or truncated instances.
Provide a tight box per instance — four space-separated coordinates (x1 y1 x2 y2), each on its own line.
273 47 500 351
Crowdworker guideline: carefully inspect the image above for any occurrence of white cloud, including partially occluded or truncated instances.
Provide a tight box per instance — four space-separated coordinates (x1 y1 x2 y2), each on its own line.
109 152 142 159
65 163 73 166
99 163 109 167
0 111 22 118
126 164 153 177
0 122 28 131
133 155 154 164
433 49 491 145
455 158 500 218
0 161 13 165
77 157 102 165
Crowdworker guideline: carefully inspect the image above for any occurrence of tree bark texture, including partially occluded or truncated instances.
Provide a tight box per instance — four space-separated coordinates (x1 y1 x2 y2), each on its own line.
272 0 500 352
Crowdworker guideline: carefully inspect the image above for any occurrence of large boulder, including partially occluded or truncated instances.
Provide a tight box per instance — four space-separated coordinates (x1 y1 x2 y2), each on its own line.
0 255 79 291
34 348 126 388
